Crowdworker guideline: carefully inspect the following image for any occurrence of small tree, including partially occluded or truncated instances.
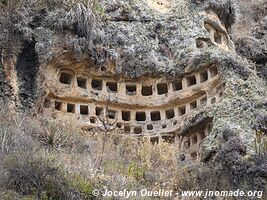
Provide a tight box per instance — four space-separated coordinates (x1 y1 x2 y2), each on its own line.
96 102 118 171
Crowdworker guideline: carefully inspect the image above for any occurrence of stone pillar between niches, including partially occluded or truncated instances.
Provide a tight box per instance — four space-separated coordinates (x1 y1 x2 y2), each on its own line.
117 82 124 96
195 73 201 84
102 79 107 93
131 111 136 122
76 104 80 115
182 77 187 89
61 102 67 112
146 110 151 121
136 83 142 96
207 68 212 79
87 77 92 92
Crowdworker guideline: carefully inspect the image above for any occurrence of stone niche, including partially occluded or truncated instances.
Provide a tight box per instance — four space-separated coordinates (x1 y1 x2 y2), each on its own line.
43 63 224 146
178 122 213 161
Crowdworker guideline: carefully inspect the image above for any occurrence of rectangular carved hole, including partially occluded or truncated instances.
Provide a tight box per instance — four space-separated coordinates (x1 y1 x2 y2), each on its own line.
122 111 131 121
210 66 218 78
80 105 88 115
162 135 175 144
190 101 197 110
124 125 131 133
191 135 198 145
60 72 73 85
150 137 159 145
162 124 167 129
172 80 182 91
91 79 102 90
150 111 161 121
55 101 62 111
165 109 175 119
106 82 117 92
142 85 153 96
126 85 136 95
200 96 207 106
96 107 103 116
43 99 51 108
90 117 96 123
187 76 197 87
211 97 216 104
214 32 222 44
147 124 153 130
67 103 75 113
116 122 122 128
200 71 208 83
191 152 198 160
77 77 87 89
134 126 142 134
178 106 186 116
108 110 117 119
184 140 190 149
136 112 146 121
157 83 168 95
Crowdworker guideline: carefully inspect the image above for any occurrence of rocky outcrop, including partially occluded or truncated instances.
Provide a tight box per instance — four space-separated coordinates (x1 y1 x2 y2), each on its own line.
0 0 266 190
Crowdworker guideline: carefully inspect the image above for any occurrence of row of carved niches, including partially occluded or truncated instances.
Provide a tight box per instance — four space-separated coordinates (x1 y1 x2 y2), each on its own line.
43 81 224 135
178 122 212 161
54 65 219 106
196 21 230 51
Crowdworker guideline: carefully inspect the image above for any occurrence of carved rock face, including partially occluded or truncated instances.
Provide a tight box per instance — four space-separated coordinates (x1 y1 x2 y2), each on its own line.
2 0 265 162
39 0 240 161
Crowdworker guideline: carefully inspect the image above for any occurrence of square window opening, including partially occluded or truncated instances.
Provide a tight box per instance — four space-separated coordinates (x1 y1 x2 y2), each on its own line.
91 79 103 90
200 96 207 106
187 76 197 87
108 110 117 119
96 107 103 116
150 111 161 121
211 97 216 104
162 135 175 144
178 106 186 116
122 111 131 121
210 66 218 78
200 71 208 83
191 135 197 145
150 137 159 145
44 99 51 108
126 85 136 95
157 83 168 95
190 101 197 110
59 72 73 85
136 112 146 121
134 126 142 134
147 124 153 130
77 77 87 89
55 101 62 111
214 32 222 44
90 117 96 123
67 103 75 113
80 105 88 115
142 86 153 96
106 82 118 92
172 80 182 91
124 125 131 133
165 109 175 119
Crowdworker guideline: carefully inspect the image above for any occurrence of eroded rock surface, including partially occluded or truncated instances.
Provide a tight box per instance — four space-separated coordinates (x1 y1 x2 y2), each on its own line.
0 0 266 167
